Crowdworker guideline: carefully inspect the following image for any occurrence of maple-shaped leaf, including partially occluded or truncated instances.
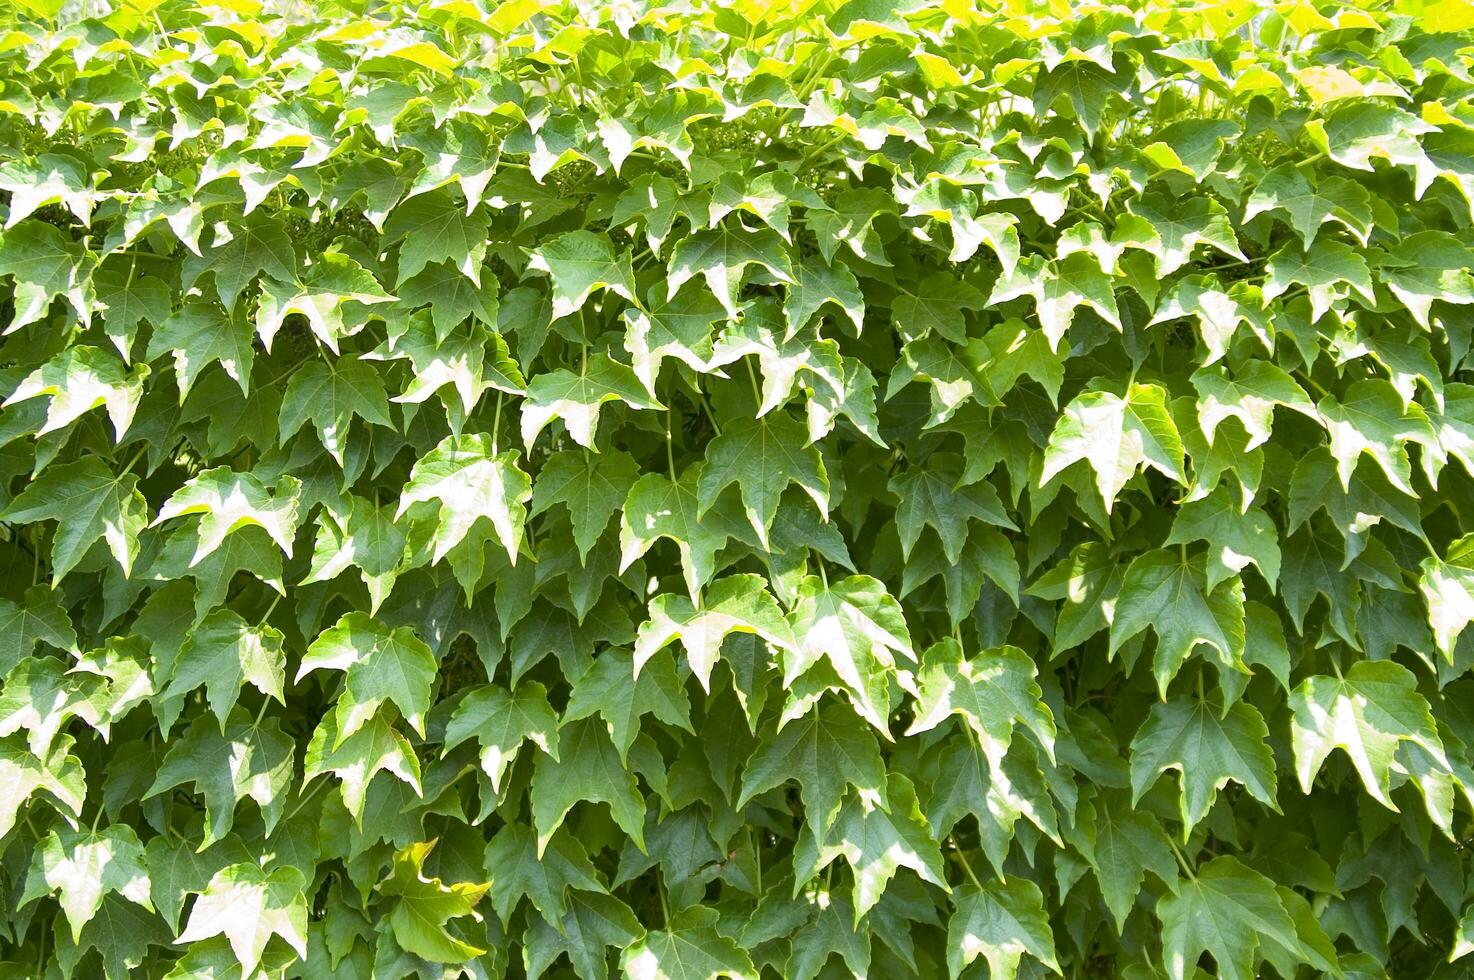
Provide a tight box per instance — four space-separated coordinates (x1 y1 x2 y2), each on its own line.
300 495 405 615
144 712 294 848
1068 788 1177 931
150 526 286 621
255 252 395 353
784 574 914 732
0 655 107 757
403 119 500 211
1290 660 1447 809
1111 550 1248 696
159 608 285 733
889 452 1015 563
784 254 865 338
1148 277 1270 366
620 466 735 599
891 271 986 345
530 717 648 855
367 313 524 417
93 269 170 359
988 253 1120 350
667 224 795 319
1126 195 1245 276
520 354 661 450
298 612 437 742
738 702 887 840
906 639 1056 764
175 863 308 977
1421 534 1474 660
4 345 147 441
947 878 1061 980
532 449 640 561
1164 487 1281 592
0 153 94 227
385 189 490 286
622 906 758 980
442 682 558 791
378 840 491 963
0 735 85 839
303 711 422 822
622 285 725 394
278 357 394 464
798 772 948 922
1190 361 1316 450
0 457 147 581
697 413 828 549
1263 239 1376 321
1242 163 1373 245
1157 856 1304 980
526 229 639 319
563 648 692 763
0 221 94 332
21 825 152 942
1316 379 1437 496
486 823 606 928
145 300 254 399
396 433 532 565
1040 383 1184 512
1130 697 1277 838
153 465 301 566
56 895 172 980
522 890 643 980
634 573 795 691
395 261 501 342
706 303 846 417
182 214 296 311
0 586 76 674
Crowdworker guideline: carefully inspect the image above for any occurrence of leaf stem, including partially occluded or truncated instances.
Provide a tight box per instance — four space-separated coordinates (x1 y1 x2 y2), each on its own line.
1167 835 1197 880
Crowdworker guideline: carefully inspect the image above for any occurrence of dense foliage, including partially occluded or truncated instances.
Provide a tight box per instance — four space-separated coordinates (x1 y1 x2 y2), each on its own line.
2 0 1474 976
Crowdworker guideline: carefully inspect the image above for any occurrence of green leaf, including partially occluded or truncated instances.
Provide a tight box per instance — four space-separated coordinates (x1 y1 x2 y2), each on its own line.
153 465 301 565
531 717 648 855
520 354 662 450
146 301 254 399
175 863 308 978
621 907 758 980
159 608 285 732
1421 534 1474 660
635 573 795 691
697 413 829 549
22 825 152 942
906 639 1055 764
385 190 490 286
1164 487 1281 592
526 230 639 319
946 878 1060 980
377 840 491 963
0 457 147 581
297 612 438 741
1157 856 1303 980
4 345 146 441
1039 383 1185 512
442 682 558 792
1129 697 1277 837
397 432 532 565
278 357 394 464
668 225 795 319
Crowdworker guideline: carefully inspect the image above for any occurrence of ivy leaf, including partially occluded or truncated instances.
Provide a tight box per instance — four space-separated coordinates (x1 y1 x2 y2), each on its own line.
532 449 640 561
526 230 639 319
988 253 1120 350
153 465 301 565
0 586 77 674
1316 379 1437 496
1190 361 1316 450
564 648 691 763
175 864 309 978
486 824 606 928
1164 488 1281 592
299 495 405 615
159 608 286 732
0 735 85 839
905 639 1056 764
1157 856 1302 980
531 717 648 855
889 453 1016 563
377 840 490 964
1242 163 1373 245
278 358 395 464
145 301 254 399
1040 383 1185 512
255 252 395 353
297 612 438 742
784 574 914 732
668 225 795 319
1263 240 1376 321
397 433 532 565
1290 660 1447 809
4 345 146 441
1129 697 1278 837
634 573 796 690
1421 534 1474 660
0 655 107 757
622 907 758 980
523 891 642 980
385 190 490 286
738 702 887 841
0 457 147 581
442 682 558 792
620 467 734 599
1110 550 1247 697
183 215 296 311
0 222 94 332
697 413 829 549
21 825 152 942
947 878 1061 980
520 354 662 450
303 711 422 823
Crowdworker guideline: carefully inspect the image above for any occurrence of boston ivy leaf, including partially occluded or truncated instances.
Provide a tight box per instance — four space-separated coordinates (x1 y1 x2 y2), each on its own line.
1129 697 1278 837
0 221 94 332
1157 856 1303 980
697 413 828 549
1040 383 1184 511
384 190 490 286
159 608 285 732
442 682 558 792
153 465 301 565
520 354 661 450
303 711 422 823
175 863 309 978
621 908 756 980
906 639 1055 764
1421 534 1474 660
146 301 254 399
531 717 648 855
297 612 437 741
377 840 490 964
21 825 152 942
182 214 296 311
634 573 795 690
668 224 796 319
526 230 639 320
620 467 735 600
947 878 1061 980
278 357 394 464
0 457 147 581
3 345 146 441
397 433 532 565
1164 487 1281 592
